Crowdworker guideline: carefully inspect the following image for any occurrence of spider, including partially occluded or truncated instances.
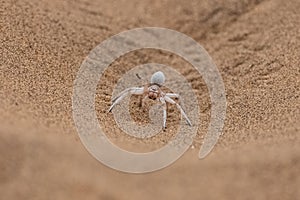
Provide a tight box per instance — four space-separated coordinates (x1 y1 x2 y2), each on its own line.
108 71 192 129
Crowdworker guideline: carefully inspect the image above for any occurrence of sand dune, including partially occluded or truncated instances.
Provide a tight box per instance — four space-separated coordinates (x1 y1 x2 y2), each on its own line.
1 0 299 199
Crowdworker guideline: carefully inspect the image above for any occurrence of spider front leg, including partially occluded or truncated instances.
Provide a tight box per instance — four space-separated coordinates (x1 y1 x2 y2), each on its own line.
164 95 192 126
139 94 148 109
159 97 167 129
108 87 144 112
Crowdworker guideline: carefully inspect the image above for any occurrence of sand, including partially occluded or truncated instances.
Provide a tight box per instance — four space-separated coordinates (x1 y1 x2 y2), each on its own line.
1 0 299 199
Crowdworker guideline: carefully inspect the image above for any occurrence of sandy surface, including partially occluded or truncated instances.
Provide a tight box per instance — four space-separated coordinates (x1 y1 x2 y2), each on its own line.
1 0 300 199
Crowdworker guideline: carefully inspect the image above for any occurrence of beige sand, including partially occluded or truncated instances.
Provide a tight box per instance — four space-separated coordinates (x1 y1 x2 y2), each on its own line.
1 0 299 199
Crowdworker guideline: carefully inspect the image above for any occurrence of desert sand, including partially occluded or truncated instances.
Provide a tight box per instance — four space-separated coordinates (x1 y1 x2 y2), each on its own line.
1 0 299 199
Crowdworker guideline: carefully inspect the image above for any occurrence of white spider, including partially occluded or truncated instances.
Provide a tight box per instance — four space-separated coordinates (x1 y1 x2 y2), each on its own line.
108 71 192 129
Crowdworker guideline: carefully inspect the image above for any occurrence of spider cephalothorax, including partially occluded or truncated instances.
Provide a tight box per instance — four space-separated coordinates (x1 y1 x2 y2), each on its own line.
108 71 192 129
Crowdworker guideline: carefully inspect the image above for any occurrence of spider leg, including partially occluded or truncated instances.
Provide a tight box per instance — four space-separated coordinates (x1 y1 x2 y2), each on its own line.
165 93 179 98
165 93 188 113
165 93 185 105
139 94 148 108
165 93 186 108
108 87 144 112
164 95 192 126
159 97 167 129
